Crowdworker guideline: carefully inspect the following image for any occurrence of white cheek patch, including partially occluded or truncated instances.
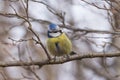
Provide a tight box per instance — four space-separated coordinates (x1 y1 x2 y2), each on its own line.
49 32 61 37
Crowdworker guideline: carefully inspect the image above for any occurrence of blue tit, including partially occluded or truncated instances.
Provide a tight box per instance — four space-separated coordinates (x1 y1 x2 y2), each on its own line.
47 23 72 56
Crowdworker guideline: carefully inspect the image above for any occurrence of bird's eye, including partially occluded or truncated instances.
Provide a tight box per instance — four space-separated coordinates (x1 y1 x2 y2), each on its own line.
59 30 62 33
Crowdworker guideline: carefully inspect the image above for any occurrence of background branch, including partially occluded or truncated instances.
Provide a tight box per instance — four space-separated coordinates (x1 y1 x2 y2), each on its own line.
0 0 120 80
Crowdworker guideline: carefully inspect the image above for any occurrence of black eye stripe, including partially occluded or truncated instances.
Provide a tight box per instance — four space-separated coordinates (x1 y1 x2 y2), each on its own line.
49 30 62 33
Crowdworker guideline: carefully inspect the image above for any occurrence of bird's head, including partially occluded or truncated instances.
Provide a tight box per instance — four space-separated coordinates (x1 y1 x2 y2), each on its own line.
48 23 62 38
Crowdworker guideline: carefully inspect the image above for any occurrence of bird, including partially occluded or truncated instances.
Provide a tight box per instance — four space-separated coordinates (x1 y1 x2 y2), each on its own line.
47 23 74 57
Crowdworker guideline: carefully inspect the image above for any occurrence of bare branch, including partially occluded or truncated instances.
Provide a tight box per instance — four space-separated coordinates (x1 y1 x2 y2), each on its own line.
0 52 120 67
59 24 120 35
81 0 110 10
27 67 41 80
0 12 51 60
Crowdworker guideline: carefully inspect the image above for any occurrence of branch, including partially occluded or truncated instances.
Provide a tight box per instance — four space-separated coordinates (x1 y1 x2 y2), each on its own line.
0 52 120 67
0 11 51 60
59 24 120 35
23 16 120 35
30 0 66 25
1 12 119 35
81 0 110 10
26 16 120 35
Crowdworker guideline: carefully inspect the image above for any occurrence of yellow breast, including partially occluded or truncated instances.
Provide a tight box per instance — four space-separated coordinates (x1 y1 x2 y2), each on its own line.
47 33 72 56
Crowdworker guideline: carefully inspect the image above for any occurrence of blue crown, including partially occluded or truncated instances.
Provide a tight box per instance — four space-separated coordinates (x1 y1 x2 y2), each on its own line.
49 23 57 30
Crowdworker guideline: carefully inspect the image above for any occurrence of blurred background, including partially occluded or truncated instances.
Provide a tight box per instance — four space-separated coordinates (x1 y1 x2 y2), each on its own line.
0 0 120 80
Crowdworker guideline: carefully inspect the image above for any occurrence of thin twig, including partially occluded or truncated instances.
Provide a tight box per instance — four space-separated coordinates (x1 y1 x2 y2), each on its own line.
28 67 41 80
59 24 120 35
81 0 110 10
9 5 51 60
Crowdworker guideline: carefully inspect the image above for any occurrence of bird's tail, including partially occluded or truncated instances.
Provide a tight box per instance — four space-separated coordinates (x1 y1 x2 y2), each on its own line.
70 51 77 55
